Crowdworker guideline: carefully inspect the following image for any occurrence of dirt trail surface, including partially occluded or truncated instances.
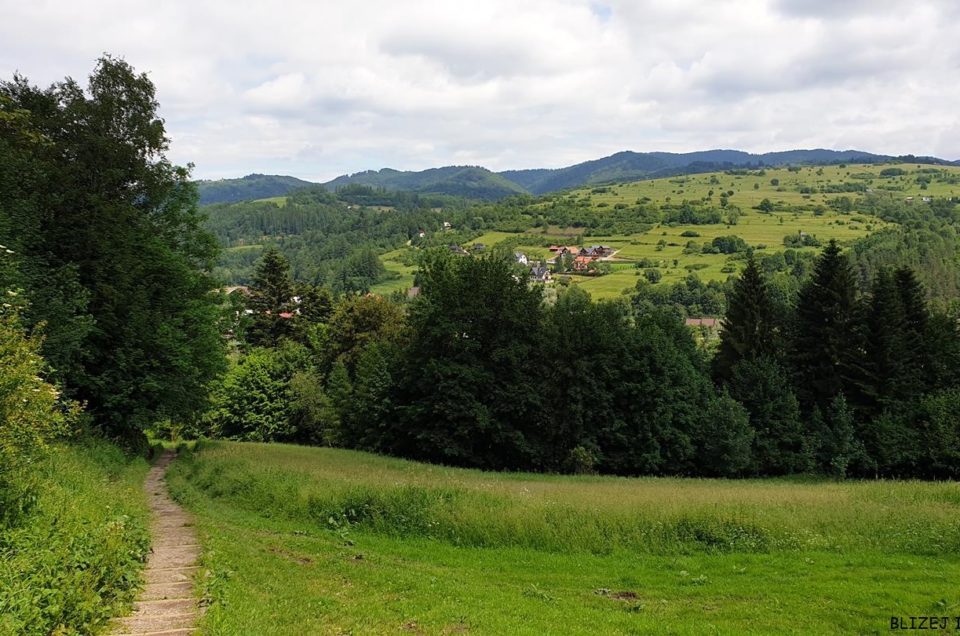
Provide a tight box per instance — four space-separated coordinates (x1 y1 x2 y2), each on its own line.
112 450 200 636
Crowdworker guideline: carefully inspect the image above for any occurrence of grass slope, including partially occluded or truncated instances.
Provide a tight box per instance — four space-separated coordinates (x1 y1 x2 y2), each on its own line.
387 162 960 300
167 441 960 635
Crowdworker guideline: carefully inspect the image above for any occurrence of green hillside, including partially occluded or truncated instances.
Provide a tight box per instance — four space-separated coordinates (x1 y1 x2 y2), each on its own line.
166 441 960 635
377 162 960 299
196 173 317 205
324 165 529 200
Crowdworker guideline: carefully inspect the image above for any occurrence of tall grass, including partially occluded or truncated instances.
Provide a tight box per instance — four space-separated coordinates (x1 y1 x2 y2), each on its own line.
168 441 960 556
0 439 150 635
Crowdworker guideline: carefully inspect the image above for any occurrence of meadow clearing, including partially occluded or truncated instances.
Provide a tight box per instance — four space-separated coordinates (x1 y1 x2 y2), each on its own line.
374 162 960 299
166 441 960 635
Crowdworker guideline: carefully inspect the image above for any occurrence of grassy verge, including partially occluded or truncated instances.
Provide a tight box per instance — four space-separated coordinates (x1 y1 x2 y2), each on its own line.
0 439 151 635
167 441 960 634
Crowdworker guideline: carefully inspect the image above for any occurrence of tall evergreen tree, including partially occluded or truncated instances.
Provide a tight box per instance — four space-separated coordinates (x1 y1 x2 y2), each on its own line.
713 254 779 382
728 357 810 475
247 247 295 347
894 267 931 393
853 269 909 416
791 240 859 411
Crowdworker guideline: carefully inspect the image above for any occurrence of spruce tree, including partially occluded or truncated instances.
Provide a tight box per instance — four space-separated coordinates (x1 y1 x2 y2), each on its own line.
713 254 779 382
247 247 295 346
894 267 930 393
853 269 908 416
729 357 810 475
791 240 859 412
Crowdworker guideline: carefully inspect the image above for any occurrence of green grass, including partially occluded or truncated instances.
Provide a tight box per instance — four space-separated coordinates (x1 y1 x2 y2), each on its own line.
251 196 289 207
0 439 151 635
167 441 960 635
370 247 418 295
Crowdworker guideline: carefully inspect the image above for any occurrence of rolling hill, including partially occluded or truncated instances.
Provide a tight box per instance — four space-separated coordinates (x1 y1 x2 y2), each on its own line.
322 165 528 201
196 174 317 205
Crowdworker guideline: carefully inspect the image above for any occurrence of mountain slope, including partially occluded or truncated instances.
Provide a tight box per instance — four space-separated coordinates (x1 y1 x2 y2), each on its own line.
196 174 317 205
323 165 528 201
505 149 890 194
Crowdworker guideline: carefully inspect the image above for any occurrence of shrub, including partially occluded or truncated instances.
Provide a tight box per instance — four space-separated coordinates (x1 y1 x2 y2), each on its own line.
0 308 77 526
0 441 150 635
644 268 663 284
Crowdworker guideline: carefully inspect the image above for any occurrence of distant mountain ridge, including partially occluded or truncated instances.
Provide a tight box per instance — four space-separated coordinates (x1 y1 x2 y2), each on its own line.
198 149 957 204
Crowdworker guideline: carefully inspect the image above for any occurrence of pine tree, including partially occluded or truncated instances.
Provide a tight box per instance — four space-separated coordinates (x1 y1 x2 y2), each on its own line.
894 267 930 393
791 240 859 411
713 254 779 382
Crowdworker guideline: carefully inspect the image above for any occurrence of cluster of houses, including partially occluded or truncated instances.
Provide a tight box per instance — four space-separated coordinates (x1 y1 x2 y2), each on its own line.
443 242 616 282
547 244 615 273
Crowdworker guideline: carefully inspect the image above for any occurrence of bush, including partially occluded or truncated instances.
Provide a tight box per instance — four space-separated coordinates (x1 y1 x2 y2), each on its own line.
644 268 663 283
0 308 77 526
204 343 310 442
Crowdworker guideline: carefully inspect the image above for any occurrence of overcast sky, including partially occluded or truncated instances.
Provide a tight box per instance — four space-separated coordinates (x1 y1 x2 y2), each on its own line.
2 0 958 181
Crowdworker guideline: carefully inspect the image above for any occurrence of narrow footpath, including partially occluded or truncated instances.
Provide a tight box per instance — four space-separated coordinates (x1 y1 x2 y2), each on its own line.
112 450 200 636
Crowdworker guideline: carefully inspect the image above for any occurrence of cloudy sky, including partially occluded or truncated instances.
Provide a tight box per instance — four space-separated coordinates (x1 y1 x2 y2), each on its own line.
2 0 958 181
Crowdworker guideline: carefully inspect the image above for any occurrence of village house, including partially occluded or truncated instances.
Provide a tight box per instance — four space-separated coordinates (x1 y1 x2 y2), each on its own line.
448 244 468 255
514 252 529 265
580 245 614 258
572 255 595 272
530 265 551 283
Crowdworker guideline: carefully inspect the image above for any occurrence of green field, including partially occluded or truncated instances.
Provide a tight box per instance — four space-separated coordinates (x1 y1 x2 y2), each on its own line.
167 441 960 635
369 247 419 295
251 196 290 207
372 162 960 299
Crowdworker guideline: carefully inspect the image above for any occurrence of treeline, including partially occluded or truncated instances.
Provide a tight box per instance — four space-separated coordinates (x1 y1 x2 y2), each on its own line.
715 242 960 477
204 186 481 288
0 57 224 442
207 239 960 478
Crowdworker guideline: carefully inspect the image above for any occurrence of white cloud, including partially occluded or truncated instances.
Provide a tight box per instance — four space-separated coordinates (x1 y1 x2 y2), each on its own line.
1 0 956 181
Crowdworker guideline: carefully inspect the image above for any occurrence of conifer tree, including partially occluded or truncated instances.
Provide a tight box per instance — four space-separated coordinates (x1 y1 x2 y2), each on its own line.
713 254 779 382
247 247 295 346
853 269 908 416
791 240 859 411
894 267 930 392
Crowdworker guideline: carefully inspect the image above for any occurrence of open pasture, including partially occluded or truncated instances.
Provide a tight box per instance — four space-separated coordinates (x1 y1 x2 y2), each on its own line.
167 441 960 635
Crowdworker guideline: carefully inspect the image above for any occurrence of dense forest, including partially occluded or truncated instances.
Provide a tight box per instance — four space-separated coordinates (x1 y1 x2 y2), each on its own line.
205 224 960 478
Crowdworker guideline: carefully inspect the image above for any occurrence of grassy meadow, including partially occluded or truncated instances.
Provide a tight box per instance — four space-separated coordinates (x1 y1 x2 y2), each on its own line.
374 162 960 299
167 441 960 635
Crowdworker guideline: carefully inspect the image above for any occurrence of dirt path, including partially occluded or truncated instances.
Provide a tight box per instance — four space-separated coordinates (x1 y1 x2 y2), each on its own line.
112 450 200 636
